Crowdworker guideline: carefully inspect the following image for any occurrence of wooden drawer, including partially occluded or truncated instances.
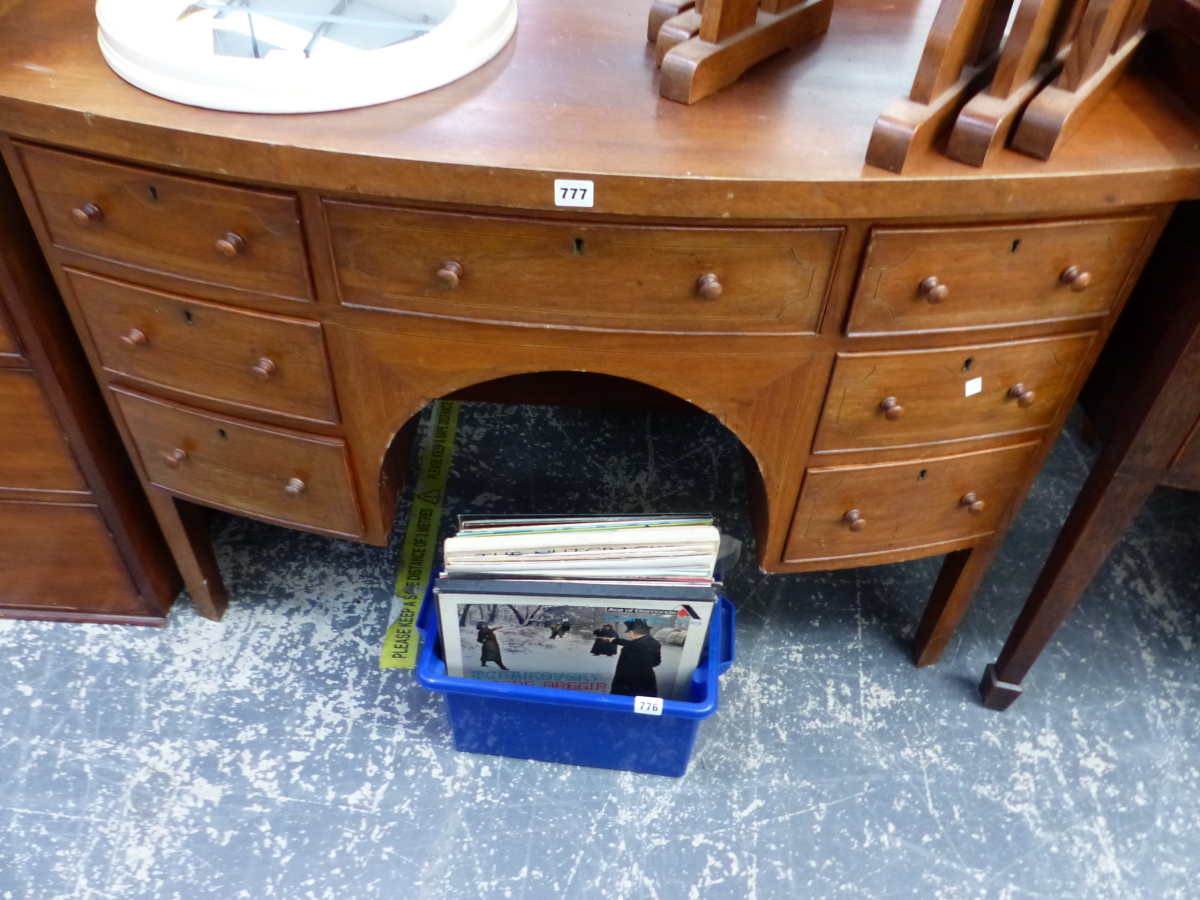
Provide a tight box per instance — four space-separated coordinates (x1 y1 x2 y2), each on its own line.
113 389 361 537
813 333 1094 452
17 143 313 302
69 270 339 425
0 369 87 493
325 201 842 333
0 501 144 615
783 442 1039 564
847 216 1155 335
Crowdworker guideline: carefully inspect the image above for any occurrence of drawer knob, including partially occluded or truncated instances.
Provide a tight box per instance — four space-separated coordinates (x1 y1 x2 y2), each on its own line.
215 232 246 258
119 327 148 349
71 203 103 227
696 273 723 301
163 448 188 469
843 509 867 532
919 276 949 304
879 397 904 420
1007 383 1036 407
1060 266 1092 292
437 261 463 289
251 358 277 381
960 492 986 515
284 477 306 497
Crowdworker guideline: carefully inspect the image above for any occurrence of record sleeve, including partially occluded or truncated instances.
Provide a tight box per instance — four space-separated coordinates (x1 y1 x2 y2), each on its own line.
435 582 715 701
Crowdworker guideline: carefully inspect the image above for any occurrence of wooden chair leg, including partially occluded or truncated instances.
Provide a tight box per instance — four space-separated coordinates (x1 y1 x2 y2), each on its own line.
979 467 1157 709
145 488 228 621
912 538 1004 667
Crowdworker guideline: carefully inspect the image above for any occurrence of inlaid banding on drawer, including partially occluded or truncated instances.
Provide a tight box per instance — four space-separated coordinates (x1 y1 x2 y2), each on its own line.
325 201 843 333
113 389 362 538
847 216 1155 335
17 143 313 302
813 332 1095 452
783 442 1039 564
68 270 338 425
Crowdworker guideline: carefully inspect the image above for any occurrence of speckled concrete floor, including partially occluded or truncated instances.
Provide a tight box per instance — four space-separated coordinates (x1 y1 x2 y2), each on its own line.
2 402 1199 900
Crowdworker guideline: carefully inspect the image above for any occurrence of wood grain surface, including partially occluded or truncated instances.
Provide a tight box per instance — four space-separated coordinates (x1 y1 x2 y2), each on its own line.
325 201 843 333
812 332 1094 452
68 269 340 425
0 367 88 494
18 143 313 302
0 0 1196 219
0 501 148 616
846 215 1155 334
113 387 363 539
0 301 17 359
783 440 1040 565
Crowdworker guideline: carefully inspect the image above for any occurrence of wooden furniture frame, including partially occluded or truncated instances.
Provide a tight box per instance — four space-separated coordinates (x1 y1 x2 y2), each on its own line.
980 202 1200 709
0 0 1198 666
0 156 179 623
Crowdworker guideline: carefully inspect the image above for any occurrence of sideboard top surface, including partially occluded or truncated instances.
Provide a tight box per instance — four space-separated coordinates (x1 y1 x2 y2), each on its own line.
0 0 1198 218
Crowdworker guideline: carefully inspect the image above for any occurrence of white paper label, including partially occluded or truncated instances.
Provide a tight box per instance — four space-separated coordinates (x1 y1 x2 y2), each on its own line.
965 377 983 397
554 179 594 208
633 696 663 716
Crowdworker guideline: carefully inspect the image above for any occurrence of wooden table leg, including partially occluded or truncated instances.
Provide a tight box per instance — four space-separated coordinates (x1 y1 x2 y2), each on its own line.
981 203 1200 708
912 537 1003 667
145 488 228 621
979 461 1157 709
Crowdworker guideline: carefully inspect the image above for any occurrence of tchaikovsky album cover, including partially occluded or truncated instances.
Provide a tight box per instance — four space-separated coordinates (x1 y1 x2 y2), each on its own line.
435 579 716 701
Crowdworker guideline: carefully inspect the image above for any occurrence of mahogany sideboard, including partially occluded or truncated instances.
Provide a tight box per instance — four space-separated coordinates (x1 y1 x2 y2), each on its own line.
0 154 179 623
1 0 1199 662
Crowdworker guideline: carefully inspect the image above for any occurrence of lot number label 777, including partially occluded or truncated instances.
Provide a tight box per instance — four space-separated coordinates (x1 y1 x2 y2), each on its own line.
554 179 595 208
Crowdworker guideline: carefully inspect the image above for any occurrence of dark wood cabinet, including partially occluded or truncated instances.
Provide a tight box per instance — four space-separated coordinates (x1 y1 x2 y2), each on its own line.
0 155 179 624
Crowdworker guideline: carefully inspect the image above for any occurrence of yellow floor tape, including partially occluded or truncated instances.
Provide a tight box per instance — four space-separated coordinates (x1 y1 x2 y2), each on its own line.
379 400 461 669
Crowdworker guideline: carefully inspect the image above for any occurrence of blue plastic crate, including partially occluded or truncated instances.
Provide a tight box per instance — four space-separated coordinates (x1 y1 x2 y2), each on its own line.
415 591 735 777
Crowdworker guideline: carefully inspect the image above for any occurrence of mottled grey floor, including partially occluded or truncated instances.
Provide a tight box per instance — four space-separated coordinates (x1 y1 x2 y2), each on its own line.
2 402 1199 900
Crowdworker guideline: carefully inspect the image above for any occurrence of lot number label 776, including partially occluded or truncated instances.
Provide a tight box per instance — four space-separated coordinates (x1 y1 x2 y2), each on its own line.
633 696 664 716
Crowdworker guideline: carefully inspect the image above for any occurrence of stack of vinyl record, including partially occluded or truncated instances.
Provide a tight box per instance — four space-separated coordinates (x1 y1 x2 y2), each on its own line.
434 515 728 700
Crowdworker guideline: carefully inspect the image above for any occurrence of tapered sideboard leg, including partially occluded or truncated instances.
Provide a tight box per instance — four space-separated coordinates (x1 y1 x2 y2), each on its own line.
912 539 1003 667
979 467 1157 710
145 488 229 621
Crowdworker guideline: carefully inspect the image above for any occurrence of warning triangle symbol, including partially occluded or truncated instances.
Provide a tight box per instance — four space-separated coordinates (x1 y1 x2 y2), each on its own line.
417 489 441 505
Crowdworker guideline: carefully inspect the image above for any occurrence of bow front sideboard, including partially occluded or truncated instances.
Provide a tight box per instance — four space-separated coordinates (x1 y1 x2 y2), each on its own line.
0 0 1198 663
